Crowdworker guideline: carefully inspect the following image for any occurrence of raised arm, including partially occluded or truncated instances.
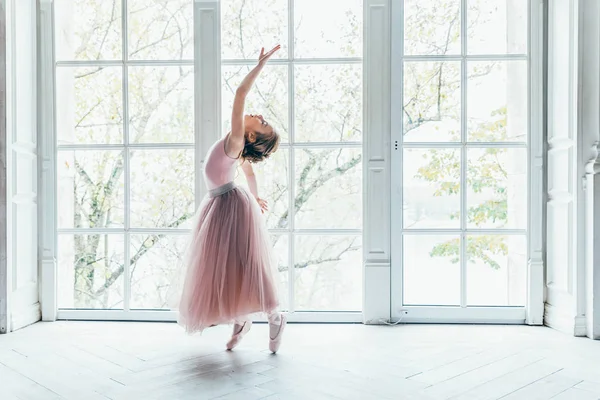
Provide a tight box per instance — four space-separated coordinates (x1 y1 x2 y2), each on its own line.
228 45 281 156
240 159 268 213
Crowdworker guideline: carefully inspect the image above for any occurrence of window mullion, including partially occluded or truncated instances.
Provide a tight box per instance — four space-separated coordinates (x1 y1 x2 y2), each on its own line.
122 0 131 312
393 0 406 312
287 0 296 314
460 0 468 309
221 57 362 65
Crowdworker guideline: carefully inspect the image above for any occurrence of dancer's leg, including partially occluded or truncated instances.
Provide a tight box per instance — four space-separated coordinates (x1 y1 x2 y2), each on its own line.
267 310 287 353
226 315 252 350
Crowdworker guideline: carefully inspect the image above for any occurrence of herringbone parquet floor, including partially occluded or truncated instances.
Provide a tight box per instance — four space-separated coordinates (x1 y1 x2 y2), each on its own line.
1 321 600 399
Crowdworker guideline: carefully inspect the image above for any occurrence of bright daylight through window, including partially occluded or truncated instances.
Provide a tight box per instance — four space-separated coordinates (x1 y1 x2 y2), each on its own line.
53 0 363 316
51 0 531 321
396 0 529 310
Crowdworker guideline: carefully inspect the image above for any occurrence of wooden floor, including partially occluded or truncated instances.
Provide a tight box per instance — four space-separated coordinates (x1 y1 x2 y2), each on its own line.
1 322 600 400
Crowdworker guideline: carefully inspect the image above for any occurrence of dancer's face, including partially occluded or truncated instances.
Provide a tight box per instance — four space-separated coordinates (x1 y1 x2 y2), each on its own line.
244 114 274 136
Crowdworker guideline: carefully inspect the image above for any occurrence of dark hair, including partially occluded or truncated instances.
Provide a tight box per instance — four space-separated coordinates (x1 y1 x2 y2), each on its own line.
242 130 281 163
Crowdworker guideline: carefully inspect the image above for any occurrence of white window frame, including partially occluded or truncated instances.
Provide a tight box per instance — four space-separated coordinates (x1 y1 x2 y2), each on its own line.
37 0 544 325
389 0 545 324
40 0 197 321
56 7 195 317
42 0 365 323
220 0 363 320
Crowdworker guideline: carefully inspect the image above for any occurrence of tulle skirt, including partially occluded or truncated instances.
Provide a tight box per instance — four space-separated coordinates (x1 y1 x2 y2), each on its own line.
177 182 279 333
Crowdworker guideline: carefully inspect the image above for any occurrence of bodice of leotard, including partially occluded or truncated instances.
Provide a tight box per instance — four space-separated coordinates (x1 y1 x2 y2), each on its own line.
203 137 238 191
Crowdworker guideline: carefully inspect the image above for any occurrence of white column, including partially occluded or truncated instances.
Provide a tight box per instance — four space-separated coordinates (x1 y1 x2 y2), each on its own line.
545 0 583 336
0 0 8 334
194 0 221 205
527 0 545 325
585 152 600 339
363 0 391 324
546 0 600 338
580 0 600 340
38 0 57 321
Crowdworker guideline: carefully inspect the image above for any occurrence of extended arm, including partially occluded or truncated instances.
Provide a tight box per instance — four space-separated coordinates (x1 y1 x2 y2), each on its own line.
240 160 259 198
240 160 268 213
228 45 281 155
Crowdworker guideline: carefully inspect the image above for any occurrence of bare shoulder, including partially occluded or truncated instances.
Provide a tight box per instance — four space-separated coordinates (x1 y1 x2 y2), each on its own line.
223 132 244 159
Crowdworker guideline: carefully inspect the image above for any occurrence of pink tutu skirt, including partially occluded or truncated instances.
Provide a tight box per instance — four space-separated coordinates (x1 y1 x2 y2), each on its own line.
178 182 279 333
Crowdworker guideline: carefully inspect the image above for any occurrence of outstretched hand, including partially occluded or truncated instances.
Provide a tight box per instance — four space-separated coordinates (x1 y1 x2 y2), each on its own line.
256 197 269 214
258 45 281 66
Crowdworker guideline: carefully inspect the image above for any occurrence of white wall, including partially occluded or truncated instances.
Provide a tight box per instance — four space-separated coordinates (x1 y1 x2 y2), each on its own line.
546 0 600 339
579 0 600 340
0 0 40 334
545 0 582 336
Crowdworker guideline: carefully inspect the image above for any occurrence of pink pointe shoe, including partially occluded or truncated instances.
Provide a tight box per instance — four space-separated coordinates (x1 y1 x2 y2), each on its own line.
226 321 252 350
269 314 287 354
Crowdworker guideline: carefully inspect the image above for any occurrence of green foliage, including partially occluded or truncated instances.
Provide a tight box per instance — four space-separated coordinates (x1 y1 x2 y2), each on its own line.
429 235 508 270
415 107 510 267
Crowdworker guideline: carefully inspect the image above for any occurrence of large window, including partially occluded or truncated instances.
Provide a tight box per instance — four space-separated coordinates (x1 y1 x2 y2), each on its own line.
51 0 533 322
220 0 363 313
393 0 529 315
53 0 363 316
55 0 195 311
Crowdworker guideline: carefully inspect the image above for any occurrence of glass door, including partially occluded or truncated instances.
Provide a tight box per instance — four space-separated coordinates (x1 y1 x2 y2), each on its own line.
391 0 530 322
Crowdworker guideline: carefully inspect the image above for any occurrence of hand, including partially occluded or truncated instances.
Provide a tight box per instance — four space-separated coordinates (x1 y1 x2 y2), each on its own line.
258 45 281 66
256 197 269 214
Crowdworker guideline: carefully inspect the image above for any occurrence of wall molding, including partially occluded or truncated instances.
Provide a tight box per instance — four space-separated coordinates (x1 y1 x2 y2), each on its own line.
10 301 40 331
544 303 583 335
545 0 583 337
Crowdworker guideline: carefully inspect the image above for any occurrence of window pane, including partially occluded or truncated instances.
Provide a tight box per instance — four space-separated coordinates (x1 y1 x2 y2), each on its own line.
128 0 193 60
56 67 123 145
130 234 188 309
294 0 362 58
55 0 122 61
130 149 195 228
222 65 289 142
467 235 526 306
58 234 124 309
295 65 362 143
221 0 288 59
403 148 460 229
128 66 194 143
467 148 527 229
271 234 289 312
404 0 461 56
467 61 528 142
294 235 362 311
58 150 124 229
235 149 289 230
467 0 528 55
403 235 461 306
294 148 362 229
403 61 461 142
